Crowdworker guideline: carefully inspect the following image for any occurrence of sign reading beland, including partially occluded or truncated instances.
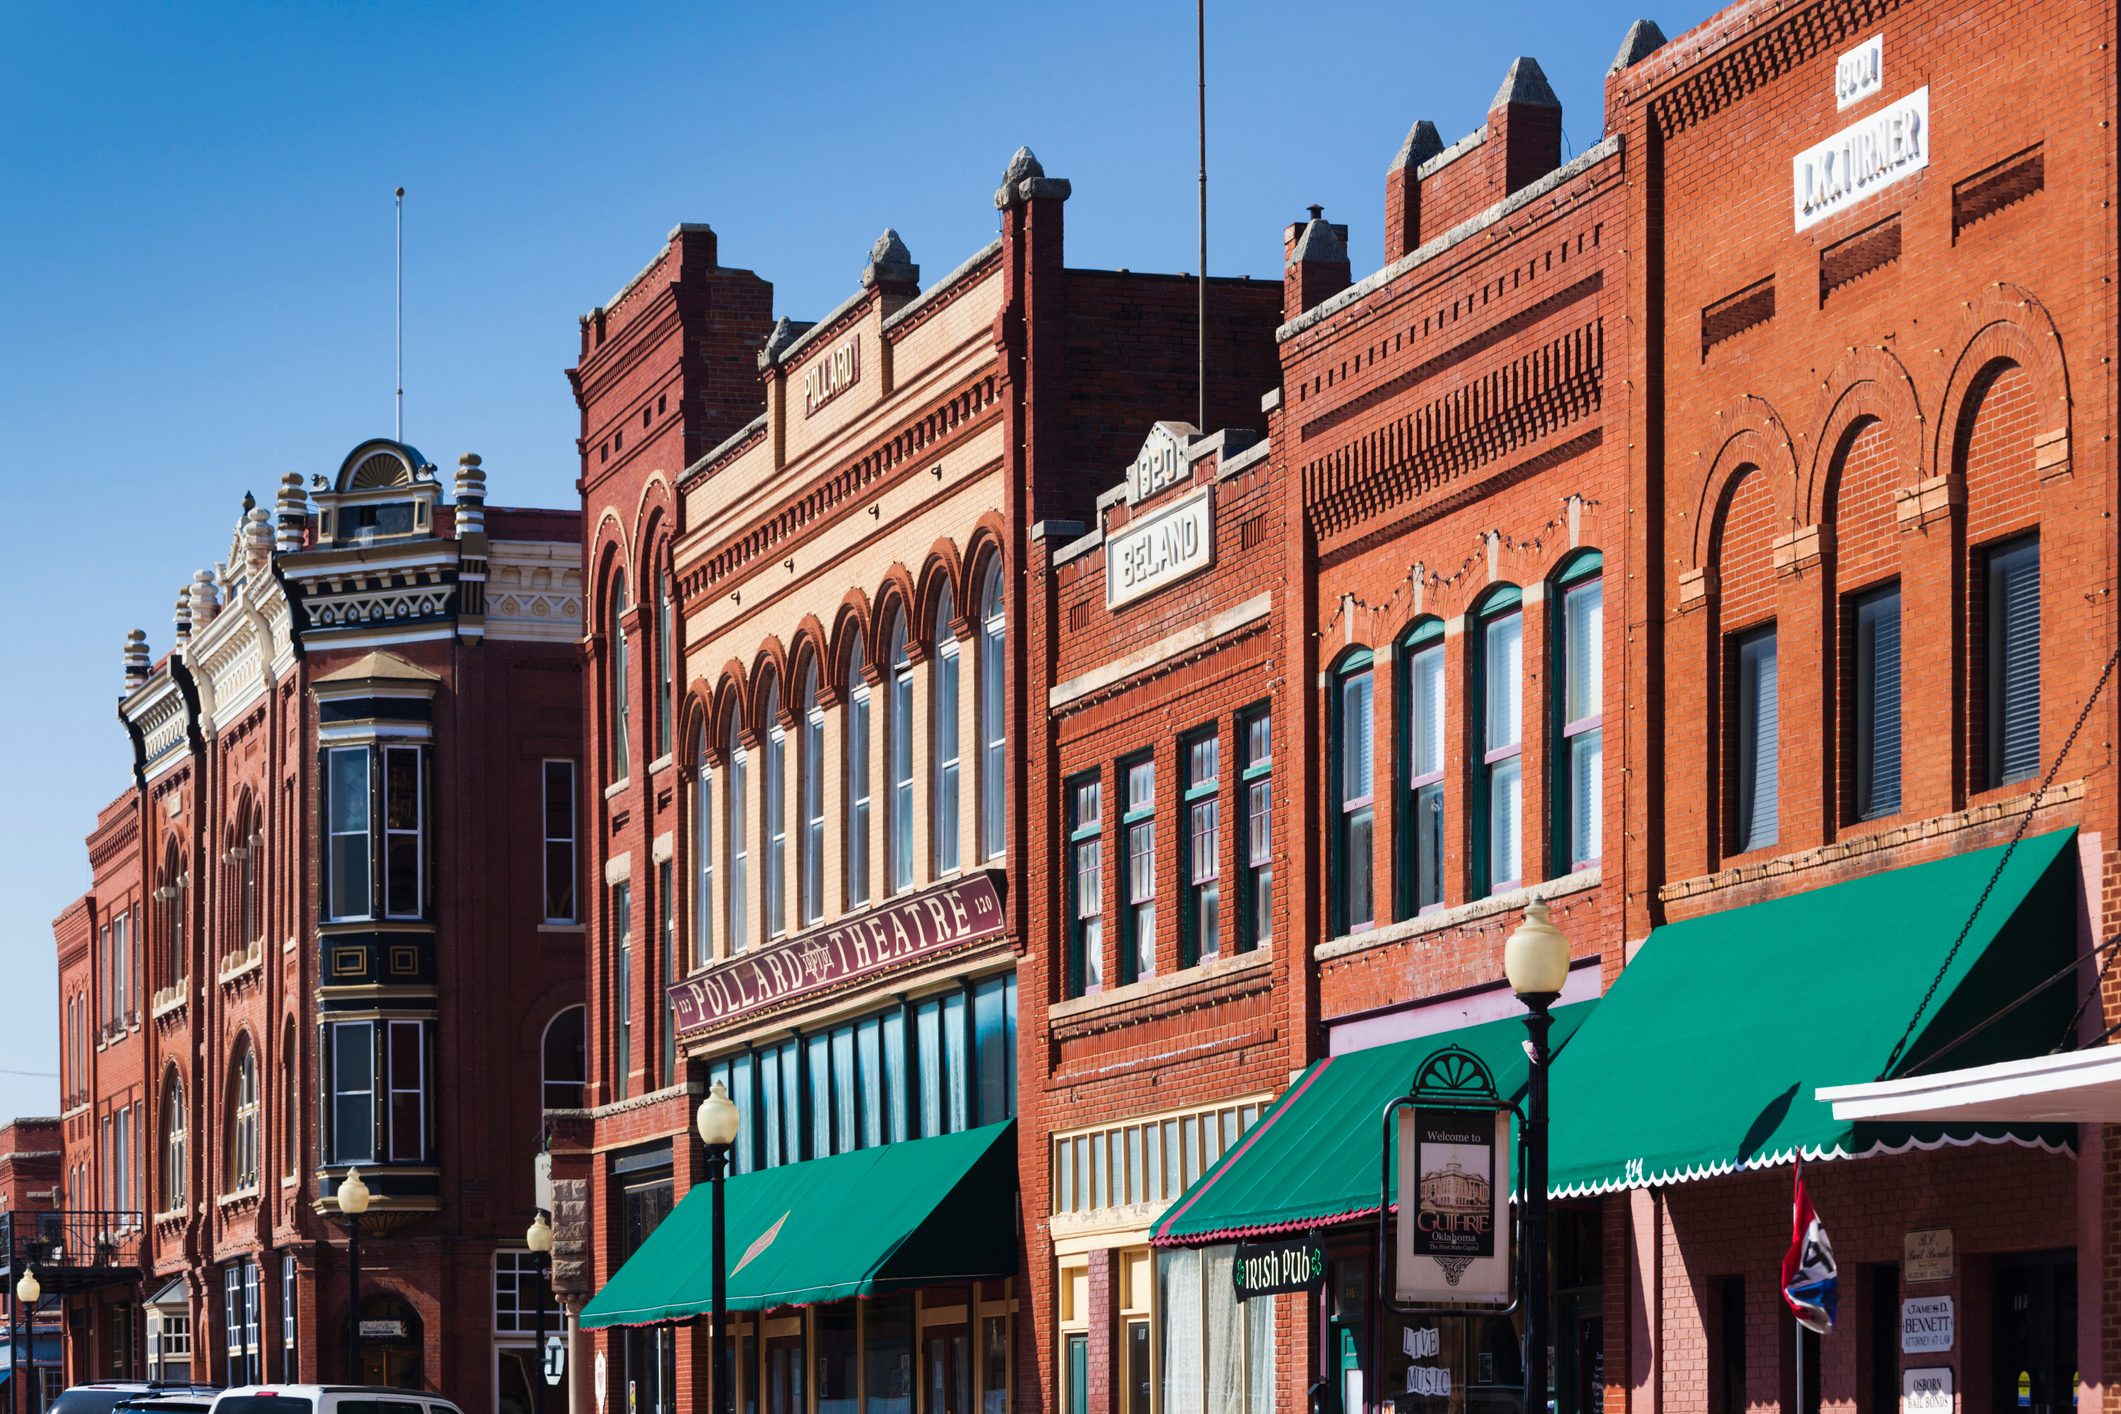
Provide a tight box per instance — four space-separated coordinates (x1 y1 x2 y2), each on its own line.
671 871 1005 1035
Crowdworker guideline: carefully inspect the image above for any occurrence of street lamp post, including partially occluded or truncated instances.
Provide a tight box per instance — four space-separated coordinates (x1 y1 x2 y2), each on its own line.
14 1267 40 1414
1504 900 1570 1414
339 1168 372 1385
526 1212 555 1414
694 1081 740 1414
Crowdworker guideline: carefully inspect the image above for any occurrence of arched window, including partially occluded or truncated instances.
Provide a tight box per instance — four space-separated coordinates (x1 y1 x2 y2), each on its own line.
162 1070 187 1210
542 1005 587 1110
655 570 675 760
845 630 871 909
931 583 961 875
799 662 824 927
159 840 186 993
226 1039 259 1194
609 572 631 781
1476 588 1525 894
763 675 786 939
235 796 262 950
691 724 714 967
281 1023 299 1180
976 560 1006 862
725 714 749 954
885 613 914 894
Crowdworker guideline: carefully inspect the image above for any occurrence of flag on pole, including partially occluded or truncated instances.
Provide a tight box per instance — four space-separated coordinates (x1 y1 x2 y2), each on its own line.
1781 1162 1839 1333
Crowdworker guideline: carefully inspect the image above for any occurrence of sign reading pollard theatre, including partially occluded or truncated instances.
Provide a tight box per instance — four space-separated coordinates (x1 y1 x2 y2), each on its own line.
670 871 1005 1035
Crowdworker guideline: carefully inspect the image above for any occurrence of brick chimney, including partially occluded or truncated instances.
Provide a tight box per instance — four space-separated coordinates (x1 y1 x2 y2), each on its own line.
1282 206 1351 323
1490 57 1563 201
1384 120 1445 262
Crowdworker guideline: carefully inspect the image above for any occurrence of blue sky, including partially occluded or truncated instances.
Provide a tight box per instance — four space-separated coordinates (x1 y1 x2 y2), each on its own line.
0 0 1714 1124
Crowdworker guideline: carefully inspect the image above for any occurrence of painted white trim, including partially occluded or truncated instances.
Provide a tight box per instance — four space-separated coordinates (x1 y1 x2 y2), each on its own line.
1820 1044 2121 1124
1049 594 1271 709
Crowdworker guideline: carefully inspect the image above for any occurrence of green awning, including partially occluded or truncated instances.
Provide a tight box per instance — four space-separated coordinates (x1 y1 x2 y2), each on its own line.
1548 828 2079 1196
1152 1004 1596 1245
581 1120 1016 1327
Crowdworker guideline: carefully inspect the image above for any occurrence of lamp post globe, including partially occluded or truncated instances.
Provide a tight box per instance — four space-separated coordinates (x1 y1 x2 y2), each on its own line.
339 1166 372 1216
13 1269 37 1307
1504 898 1571 1000
526 1212 555 1254
696 1080 740 1149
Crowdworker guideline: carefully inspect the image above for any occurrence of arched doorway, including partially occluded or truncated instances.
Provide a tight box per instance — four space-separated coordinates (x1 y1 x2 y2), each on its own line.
358 1292 425 1390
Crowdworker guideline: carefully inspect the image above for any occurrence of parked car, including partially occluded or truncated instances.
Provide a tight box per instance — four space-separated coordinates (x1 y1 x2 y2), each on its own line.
112 1394 218 1414
208 1387 463 1414
53 1384 219 1414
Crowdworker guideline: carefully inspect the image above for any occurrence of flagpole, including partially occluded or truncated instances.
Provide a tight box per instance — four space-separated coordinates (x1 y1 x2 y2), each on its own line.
1795 1309 1804 1414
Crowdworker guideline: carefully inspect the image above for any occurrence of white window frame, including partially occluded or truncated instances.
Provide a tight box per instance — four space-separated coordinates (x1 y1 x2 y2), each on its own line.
329 1020 376 1166
932 587 961 876
801 668 825 928
846 633 872 909
229 1045 260 1195
324 746 373 922
1480 607 1524 894
887 616 914 894
1559 575 1604 870
381 744 425 921
978 562 1007 862
691 733 714 968
725 723 749 954
764 683 787 939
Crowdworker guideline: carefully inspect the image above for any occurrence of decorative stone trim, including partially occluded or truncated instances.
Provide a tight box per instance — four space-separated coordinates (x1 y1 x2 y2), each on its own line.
1677 566 1717 612
1048 946 1273 1033
1894 474 1962 531
1772 524 1829 578
2034 427 2072 483
217 940 263 984
152 983 189 1021
1658 779 2085 904
1317 869 1601 963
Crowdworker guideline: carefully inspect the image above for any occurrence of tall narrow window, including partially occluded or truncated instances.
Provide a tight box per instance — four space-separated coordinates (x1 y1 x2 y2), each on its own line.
1239 711 1271 952
543 760 578 924
612 882 634 1100
691 727 713 966
658 860 676 1088
609 574 631 782
161 1073 186 1210
886 615 914 893
228 1041 259 1193
764 679 787 938
386 1020 425 1162
1121 757 1157 983
932 585 961 875
382 745 424 919
161 842 186 989
977 561 1006 861
1402 627 1446 914
281 1030 297 1180
655 572 674 760
329 1021 375 1164
1733 625 1780 852
726 718 749 953
1181 731 1220 966
237 802 260 950
845 631 872 909
1557 564 1604 871
1480 600 1524 893
1985 535 2041 786
324 747 371 921
1850 583 1901 820
542 1006 586 1111
800 663 824 927
1334 660 1375 933
1068 776 1104 997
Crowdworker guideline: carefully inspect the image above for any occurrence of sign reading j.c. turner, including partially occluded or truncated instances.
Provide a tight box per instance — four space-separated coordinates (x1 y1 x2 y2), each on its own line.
1793 86 1929 230
670 871 1004 1035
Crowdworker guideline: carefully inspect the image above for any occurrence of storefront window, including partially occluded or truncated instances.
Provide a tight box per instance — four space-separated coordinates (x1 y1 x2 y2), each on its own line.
865 1295 915 1414
981 1316 1008 1414
1158 1245 1274 1414
816 1302 859 1414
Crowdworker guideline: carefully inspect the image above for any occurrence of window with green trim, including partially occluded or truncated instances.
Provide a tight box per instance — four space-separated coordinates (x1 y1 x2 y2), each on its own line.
1237 708 1272 952
1476 592 1524 895
1333 657 1375 933
1121 756 1157 983
1181 729 1221 966
1399 623 1447 915
1553 554 1604 873
1066 775 1103 997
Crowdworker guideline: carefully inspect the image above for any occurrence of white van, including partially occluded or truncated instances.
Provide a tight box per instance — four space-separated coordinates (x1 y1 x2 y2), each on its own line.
208 1386 464 1414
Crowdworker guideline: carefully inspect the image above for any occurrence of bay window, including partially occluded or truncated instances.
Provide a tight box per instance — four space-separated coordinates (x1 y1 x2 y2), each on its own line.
1556 561 1604 870
328 1021 375 1163
1333 658 1375 933
321 743 428 922
1478 596 1524 894
325 1017 431 1165
324 747 371 921
932 585 961 875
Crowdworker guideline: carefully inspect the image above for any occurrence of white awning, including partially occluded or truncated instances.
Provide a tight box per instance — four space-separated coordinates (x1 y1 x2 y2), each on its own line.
1820 1044 2121 1124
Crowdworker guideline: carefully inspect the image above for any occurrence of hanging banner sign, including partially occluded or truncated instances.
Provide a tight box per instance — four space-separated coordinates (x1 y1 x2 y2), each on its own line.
670 871 1005 1035
1395 1108 1511 1306
1231 1237 1326 1300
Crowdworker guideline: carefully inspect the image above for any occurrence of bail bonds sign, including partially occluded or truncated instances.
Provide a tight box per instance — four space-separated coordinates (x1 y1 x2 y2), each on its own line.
670 871 1005 1035
1395 1108 1510 1306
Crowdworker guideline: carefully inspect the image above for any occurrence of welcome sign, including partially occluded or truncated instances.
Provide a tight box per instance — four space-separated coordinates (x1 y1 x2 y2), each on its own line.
669 871 1005 1035
1396 1108 1511 1306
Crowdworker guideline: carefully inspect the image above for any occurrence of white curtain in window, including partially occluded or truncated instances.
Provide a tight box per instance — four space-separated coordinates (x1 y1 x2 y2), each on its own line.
1159 1248 1204 1414
1205 1243 1244 1411
1245 1280 1277 1414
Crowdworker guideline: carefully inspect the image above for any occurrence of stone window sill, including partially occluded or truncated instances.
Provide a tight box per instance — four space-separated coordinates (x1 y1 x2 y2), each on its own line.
1049 945 1273 1025
1317 867 1602 963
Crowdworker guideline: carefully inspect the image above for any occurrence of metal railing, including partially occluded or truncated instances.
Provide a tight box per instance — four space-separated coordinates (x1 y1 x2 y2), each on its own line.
0 1210 143 1287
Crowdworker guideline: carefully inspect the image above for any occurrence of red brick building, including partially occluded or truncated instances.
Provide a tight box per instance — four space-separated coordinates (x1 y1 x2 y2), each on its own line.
0 1119 66 1410
564 148 1282 1414
51 442 584 1413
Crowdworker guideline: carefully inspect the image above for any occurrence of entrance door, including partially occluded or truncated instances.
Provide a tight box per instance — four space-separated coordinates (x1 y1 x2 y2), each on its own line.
923 1324 973 1414
762 1334 804 1414
1992 1251 2077 1414
495 1343 539 1414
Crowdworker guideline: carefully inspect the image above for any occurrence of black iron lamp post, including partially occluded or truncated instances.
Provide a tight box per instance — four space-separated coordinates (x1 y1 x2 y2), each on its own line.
694 1080 740 1414
1504 900 1570 1414
339 1167 372 1384
525 1211 555 1414
13 1267 41 1414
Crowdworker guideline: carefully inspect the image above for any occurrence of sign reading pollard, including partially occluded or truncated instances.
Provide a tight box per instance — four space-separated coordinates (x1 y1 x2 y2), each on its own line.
1395 1107 1510 1305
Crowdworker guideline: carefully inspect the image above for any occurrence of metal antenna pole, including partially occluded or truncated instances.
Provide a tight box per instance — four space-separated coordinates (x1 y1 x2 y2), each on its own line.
394 186 405 441
1196 0 1206 431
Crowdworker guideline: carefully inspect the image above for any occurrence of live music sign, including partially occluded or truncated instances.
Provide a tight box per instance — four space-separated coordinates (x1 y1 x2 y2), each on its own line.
670 871 1006 1036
